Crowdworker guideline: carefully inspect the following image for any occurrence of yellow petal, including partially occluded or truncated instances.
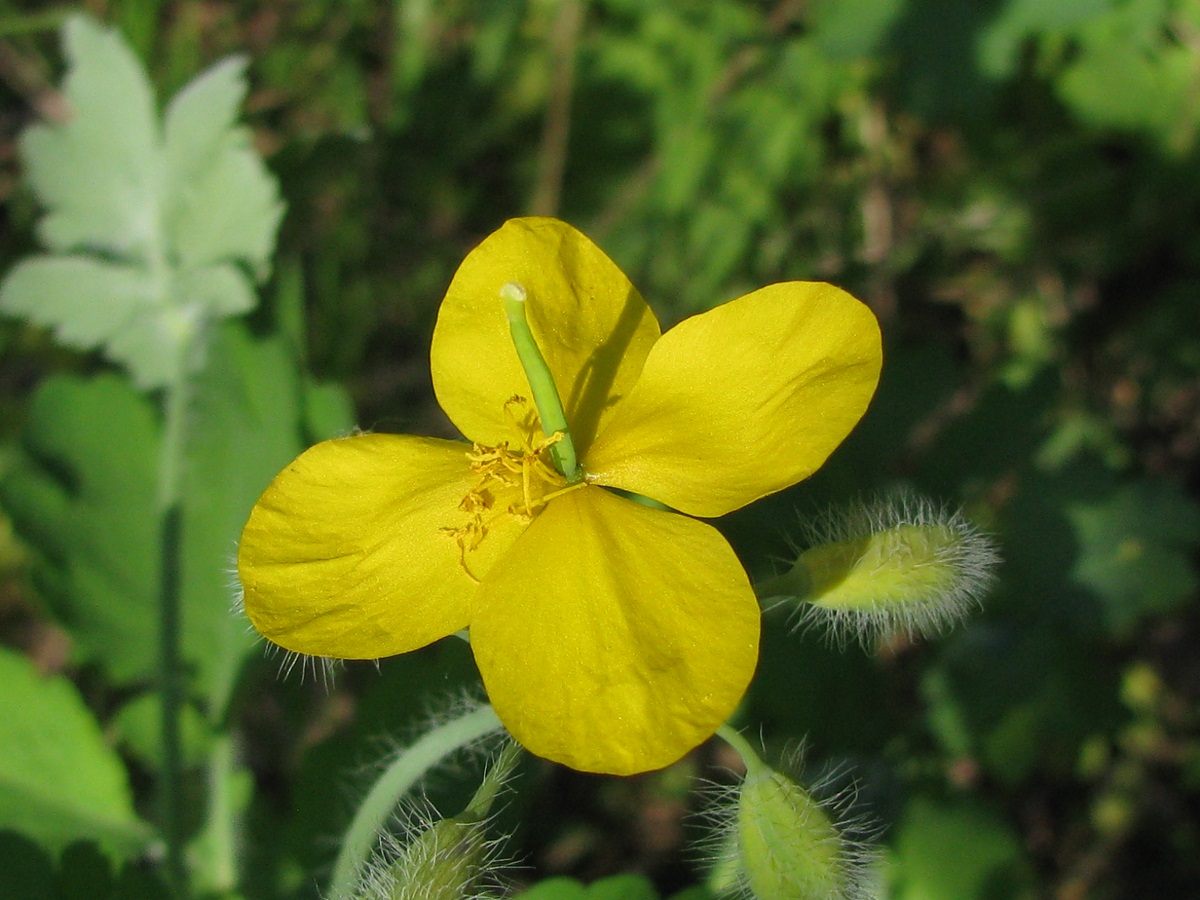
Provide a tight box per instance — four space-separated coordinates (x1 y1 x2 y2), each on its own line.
470 486 760 775
430 217 661 454
238 434 527 658
586 282 882 518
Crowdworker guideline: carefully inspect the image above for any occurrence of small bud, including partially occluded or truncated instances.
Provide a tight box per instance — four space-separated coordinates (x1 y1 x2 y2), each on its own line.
702 730 877 899
738 767 848 899
350 741 520 900
758 492 999 645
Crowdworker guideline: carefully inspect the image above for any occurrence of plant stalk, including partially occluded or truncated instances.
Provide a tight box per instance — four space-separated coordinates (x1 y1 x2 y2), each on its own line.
158 371 191 897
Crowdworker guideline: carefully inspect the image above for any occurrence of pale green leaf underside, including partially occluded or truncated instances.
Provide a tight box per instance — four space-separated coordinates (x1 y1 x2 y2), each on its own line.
0 256 256 388
0 647 151 856
21 15 159 259
0 14 283 387
0 255 159 346
169 132 283 277
163 55 283 276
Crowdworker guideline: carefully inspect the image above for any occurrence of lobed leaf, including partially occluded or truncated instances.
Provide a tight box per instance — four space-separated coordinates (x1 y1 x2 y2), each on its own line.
21 15 159 259
1 374 162 683
0 14 283 389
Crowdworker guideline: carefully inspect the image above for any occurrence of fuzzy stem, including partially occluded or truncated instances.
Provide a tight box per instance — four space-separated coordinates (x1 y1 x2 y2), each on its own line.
327 704 505 899
716 724 766 775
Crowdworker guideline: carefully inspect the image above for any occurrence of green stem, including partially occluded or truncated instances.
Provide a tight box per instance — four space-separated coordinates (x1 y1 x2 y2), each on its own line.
328 704 505 899
500 282 581 482
754 559 813 605
716 724 765 775
158 375 191 898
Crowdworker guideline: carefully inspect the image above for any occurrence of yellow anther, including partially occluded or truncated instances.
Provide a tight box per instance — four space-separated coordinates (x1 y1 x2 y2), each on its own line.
443 400 573 578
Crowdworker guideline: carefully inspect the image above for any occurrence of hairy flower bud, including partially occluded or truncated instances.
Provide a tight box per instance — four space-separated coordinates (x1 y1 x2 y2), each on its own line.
363 817 495 900
759 493 999 645
350 741 519 900
737 766 848 898
703 730 877 899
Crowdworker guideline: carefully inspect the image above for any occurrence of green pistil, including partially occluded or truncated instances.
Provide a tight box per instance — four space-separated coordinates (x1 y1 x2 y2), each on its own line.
501 282 581 482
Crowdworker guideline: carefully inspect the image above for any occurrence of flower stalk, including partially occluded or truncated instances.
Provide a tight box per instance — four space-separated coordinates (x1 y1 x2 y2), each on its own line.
157 370 192 897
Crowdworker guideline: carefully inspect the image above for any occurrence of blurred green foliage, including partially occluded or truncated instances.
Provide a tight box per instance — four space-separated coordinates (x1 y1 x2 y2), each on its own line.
0 0 1196 897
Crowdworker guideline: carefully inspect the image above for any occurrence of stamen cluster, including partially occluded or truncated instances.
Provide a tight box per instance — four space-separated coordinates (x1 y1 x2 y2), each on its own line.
442 395 571 582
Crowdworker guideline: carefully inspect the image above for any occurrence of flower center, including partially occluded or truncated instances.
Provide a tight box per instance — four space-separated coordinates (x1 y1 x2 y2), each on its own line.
443 395 585 582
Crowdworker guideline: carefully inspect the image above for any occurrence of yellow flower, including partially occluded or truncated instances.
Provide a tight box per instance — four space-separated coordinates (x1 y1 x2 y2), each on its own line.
237 217 882 775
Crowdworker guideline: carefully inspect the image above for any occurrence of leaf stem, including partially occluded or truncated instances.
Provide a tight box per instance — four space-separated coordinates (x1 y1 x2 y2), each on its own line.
327 703 505 899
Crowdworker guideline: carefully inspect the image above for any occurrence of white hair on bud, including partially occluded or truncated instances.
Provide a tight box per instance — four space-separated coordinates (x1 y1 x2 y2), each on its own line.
342 736 520 900
347 812 515 900
788 490 1000 647
691 740 881 900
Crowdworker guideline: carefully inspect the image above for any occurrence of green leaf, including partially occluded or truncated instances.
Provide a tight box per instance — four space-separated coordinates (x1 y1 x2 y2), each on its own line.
582 875 660 900
0 648 152 856
1049 0 1194 147
1 374 161 683
0 323 354 713
978 0 1115 78
0 14 283 388
890 796 1035 899
180 323 313 713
